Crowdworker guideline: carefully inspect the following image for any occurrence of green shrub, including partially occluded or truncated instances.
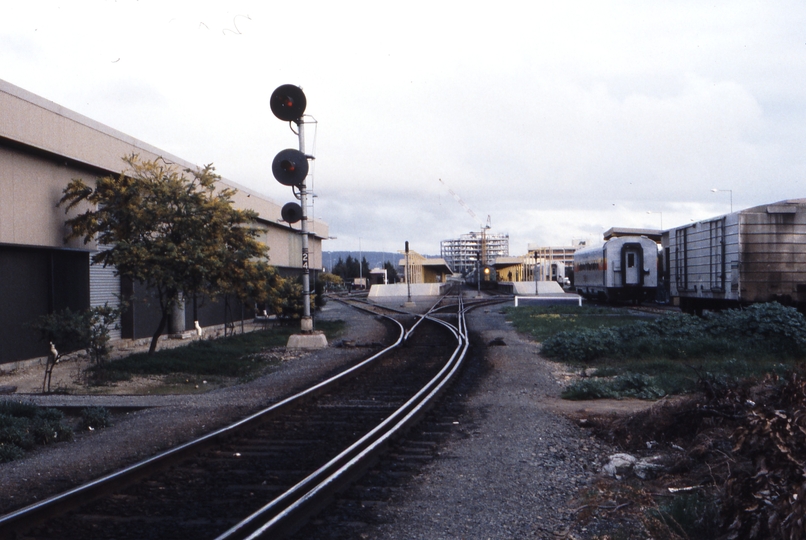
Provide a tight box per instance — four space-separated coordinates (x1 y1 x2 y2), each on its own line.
562 372 667 400
80 407 112 430
561 379 616 400
0 443 25 463
28 408 73 445
0 401 74 462
0 400 40 418
610 372 666 399
541 328 623 362
0 413 35 450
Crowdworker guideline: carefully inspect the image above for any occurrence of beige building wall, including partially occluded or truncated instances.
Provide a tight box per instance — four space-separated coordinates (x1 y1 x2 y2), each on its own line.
0 146 95 250
0 78 327 268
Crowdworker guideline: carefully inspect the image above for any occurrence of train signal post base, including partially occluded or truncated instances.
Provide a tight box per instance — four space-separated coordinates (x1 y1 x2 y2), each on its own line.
287 332 328 349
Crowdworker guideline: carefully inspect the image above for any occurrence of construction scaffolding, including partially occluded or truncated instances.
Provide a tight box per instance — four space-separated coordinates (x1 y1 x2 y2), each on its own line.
440 231 509 276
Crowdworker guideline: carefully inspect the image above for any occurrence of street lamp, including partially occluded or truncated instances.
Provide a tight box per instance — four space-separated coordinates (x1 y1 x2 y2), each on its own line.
646 210 663 229
711 188 733 213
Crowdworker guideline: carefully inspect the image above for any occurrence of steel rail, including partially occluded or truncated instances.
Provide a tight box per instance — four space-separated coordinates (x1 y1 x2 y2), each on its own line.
0 314 408 536
216 293 469 540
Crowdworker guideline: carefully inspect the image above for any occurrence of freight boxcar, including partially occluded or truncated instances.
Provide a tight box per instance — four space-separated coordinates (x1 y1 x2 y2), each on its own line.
663 199 806 313
573 236 659 303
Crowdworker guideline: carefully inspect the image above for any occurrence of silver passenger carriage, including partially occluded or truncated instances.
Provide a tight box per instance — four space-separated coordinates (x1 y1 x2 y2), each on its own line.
574 232 660 303
663 199 806 313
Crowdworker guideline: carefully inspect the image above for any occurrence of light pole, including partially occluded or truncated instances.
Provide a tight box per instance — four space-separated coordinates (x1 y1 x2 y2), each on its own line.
404 241 415 307
711 188 733 213
646 210 663 229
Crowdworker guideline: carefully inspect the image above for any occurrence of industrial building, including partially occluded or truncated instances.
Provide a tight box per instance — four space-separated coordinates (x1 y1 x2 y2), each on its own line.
440 231 509 276
0 79 328 367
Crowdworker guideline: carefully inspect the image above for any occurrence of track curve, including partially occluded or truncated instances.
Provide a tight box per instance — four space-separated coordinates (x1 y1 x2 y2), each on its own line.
1 293 469 540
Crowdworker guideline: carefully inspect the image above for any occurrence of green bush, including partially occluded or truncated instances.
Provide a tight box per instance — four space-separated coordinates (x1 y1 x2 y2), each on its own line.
29 411 73 445
80 406 112 430
0 400 40 418
541 328 623 362
0 401 74 462
562 372 667 400
32 303 124 391
0 442 26 463
0 414 35 450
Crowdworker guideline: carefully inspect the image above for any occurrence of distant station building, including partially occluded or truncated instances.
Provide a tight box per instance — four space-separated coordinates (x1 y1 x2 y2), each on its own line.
398 251 453 284
0 79 329 367
489 256 528 282
369 268 388 286
368 251 452 298
440 231 509 276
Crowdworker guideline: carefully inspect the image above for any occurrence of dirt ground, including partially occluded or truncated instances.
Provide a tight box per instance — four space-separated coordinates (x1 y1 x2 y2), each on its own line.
0 324 266 396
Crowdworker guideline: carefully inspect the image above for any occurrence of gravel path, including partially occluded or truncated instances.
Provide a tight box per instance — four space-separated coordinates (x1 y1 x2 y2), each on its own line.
304 304 618 540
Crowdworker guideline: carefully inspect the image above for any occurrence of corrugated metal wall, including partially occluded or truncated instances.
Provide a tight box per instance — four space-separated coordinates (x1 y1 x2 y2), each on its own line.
89 252 122 340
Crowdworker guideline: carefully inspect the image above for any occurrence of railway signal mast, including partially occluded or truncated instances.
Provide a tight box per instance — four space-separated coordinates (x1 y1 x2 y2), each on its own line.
270 84 326 348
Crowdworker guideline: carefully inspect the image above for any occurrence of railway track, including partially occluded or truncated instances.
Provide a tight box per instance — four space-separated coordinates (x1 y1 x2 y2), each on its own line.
0 293 470 540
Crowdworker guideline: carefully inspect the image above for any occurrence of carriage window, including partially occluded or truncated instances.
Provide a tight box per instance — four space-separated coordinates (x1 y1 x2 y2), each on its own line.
627 253 635 267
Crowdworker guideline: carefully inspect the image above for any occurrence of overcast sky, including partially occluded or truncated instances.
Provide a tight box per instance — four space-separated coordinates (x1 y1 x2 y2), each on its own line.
3 1 806 257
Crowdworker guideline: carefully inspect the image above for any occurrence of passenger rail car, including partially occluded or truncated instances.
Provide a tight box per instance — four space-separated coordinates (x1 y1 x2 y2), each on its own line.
574 236 659 303
664 199 806 313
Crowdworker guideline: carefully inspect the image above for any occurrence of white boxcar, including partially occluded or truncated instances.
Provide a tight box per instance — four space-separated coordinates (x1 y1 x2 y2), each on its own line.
663 199 806 313
573 236 659 302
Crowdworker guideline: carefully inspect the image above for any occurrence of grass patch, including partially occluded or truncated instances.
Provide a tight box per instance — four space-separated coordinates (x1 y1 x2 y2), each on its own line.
504 304 647 341
508 303 806 400
91 319 346 383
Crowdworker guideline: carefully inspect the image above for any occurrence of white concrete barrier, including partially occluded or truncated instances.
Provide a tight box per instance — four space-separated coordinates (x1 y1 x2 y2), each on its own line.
368 283 448 297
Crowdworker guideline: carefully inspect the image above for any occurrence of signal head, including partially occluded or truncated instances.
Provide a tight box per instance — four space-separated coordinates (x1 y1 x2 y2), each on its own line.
272 149 309 187
281 202 303 224
270 84 307 122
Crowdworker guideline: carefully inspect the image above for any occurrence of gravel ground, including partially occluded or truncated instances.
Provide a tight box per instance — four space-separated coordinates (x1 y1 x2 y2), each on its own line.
316 304 622 540
1 298 645 538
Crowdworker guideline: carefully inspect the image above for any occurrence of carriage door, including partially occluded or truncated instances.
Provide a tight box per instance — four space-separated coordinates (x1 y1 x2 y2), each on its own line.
622 244 643 286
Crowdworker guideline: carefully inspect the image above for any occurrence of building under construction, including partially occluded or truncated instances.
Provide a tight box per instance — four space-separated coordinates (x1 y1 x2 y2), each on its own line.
440 231 510 276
